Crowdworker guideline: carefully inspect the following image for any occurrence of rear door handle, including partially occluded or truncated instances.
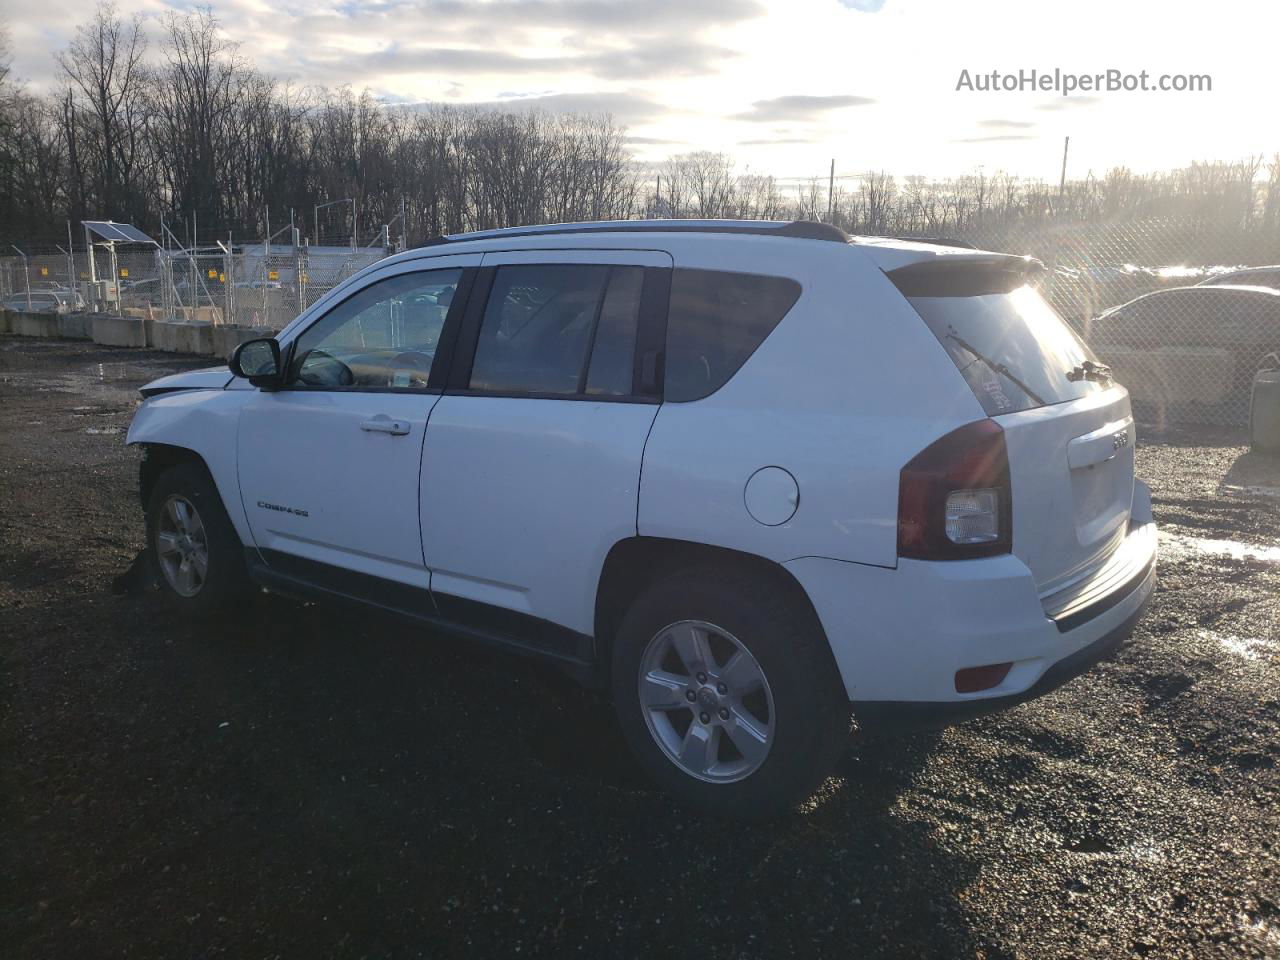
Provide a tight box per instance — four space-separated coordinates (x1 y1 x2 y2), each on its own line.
360 415 411 436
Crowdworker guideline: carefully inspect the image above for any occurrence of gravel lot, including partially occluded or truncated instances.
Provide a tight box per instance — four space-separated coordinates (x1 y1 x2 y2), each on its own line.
2 335 1278 960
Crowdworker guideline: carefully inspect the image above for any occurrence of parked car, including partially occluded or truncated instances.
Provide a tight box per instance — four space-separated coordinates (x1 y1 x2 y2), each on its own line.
1087 284 1280 413
120 278 161 304
3 291 70 313
1197 265 1280 290
125 220 1157 817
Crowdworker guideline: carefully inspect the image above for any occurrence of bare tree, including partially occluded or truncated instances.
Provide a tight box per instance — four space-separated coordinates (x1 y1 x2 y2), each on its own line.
57 1 149 220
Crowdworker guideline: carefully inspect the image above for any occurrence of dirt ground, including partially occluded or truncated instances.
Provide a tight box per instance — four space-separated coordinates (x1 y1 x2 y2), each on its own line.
1 335 1278 960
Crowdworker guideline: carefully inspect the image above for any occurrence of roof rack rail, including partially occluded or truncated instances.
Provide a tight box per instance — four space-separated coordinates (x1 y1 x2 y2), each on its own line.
414 219 850 248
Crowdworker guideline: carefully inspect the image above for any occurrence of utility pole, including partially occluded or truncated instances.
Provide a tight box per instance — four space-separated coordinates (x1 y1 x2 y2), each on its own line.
1059 136 1070 198
263 207 270 325
655 175 661 218
827 158 835 222
10 246 31 310
190 210 198 316
65 220 75 294
84 224 97 290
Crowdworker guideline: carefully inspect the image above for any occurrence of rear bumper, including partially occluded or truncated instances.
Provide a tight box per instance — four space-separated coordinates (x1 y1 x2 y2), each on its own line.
852 567 1152 730
783 494 1157 724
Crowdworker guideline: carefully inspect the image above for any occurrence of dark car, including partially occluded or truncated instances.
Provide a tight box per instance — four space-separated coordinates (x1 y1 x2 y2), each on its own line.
1086 284 1280 421
1197 265 1280 290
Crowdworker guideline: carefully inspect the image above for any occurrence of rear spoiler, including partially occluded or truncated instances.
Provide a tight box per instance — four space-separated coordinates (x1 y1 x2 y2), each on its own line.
886 254 1045 297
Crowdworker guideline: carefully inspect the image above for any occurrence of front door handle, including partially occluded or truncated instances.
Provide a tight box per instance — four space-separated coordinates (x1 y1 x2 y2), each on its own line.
360 415 410 436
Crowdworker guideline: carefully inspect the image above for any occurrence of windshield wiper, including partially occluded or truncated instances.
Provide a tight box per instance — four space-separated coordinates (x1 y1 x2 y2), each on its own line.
1067 360 1113 384
945 327 1047 406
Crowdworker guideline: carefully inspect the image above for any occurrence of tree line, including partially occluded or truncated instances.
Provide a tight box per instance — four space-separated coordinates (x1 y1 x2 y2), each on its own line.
1 3 1278 252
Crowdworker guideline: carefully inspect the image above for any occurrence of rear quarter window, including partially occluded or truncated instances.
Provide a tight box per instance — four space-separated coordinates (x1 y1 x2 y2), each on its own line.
664 269 800 402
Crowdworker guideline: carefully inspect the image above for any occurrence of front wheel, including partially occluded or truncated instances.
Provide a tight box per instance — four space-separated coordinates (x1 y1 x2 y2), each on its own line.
612 567 850 819
146 461 248 614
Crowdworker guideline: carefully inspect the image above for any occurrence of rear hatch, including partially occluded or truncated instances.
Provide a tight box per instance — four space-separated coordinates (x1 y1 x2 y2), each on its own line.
889 254 1135 593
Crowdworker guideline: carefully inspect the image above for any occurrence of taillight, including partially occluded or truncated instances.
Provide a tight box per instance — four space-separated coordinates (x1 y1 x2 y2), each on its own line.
898 419 1012 560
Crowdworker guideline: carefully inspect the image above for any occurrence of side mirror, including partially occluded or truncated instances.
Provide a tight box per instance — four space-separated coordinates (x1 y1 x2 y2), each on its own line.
230 337 283 389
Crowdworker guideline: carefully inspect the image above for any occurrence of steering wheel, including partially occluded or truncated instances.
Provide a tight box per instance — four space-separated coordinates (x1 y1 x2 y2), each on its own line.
389 350 435 388
391 350 434 370
297 349 354 387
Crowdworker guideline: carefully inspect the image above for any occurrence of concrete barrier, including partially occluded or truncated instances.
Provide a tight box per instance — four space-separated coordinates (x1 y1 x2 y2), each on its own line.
211 324 272 360
56 312 94 340
15 311 60 338
178 321 215 355
92 314 147 348
153 320 215 355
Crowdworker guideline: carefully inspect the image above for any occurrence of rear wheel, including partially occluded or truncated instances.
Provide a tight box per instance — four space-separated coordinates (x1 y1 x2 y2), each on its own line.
612 567 849 819
146 461 248 614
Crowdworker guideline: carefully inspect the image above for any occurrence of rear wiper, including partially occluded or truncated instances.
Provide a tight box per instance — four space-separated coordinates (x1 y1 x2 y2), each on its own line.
945 327 1047 406
1067 360 1113 384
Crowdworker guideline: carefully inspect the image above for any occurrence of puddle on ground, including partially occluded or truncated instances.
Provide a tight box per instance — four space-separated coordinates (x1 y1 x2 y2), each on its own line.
1200 630 1275 661
1160 532 1280 563
84 426 122 435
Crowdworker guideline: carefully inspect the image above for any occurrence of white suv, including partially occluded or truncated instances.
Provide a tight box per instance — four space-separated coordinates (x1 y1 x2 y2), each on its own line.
127 219 1157 817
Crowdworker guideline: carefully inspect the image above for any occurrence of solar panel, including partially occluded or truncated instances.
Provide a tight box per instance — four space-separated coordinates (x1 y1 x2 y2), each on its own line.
83 221 155 244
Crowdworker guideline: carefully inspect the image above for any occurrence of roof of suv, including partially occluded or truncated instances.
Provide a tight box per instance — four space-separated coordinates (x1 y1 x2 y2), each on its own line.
409 219 1031 273
422 219 852 245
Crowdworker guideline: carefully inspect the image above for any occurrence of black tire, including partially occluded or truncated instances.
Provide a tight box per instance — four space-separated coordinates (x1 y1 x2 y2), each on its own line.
611 565 850 819
145 460 249 614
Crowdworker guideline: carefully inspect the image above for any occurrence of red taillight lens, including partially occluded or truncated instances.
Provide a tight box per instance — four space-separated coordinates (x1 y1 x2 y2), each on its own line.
898 419 1012 560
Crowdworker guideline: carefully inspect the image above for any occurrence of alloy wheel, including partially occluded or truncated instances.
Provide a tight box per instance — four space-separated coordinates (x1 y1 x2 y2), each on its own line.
637 620 776 783
155 494 209 598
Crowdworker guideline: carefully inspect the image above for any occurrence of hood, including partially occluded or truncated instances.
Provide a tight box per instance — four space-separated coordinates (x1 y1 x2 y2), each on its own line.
139 366 234 398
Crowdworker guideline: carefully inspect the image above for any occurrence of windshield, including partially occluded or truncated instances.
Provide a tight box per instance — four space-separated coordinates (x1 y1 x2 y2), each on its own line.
908 284 1105 416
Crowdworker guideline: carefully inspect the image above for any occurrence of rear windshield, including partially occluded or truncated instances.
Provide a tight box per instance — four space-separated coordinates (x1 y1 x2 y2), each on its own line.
902 278 1104 416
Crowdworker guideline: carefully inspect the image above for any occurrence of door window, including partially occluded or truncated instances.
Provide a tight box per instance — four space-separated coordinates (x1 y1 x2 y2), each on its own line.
469 264 644 396
289 268 462 389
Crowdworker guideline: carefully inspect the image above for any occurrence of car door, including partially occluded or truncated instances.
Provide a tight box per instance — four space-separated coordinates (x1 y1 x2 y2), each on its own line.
420 249 671 646
237 254 480 589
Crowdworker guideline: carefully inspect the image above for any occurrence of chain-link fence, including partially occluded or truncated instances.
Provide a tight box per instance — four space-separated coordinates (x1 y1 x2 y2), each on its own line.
0 240 388 333
4 216 1279 426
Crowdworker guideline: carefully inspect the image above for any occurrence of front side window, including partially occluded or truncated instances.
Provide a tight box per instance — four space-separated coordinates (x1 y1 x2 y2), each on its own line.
469 264 644 396
289 268 461 389
664 269 801 402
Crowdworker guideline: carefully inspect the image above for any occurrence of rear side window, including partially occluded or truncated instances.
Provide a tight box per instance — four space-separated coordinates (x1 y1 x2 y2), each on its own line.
893 262 1104 416
469 264 644 396
664 269 801 402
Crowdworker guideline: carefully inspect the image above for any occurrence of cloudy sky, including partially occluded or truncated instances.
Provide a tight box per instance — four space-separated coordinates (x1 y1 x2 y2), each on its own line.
3 0 1276 184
